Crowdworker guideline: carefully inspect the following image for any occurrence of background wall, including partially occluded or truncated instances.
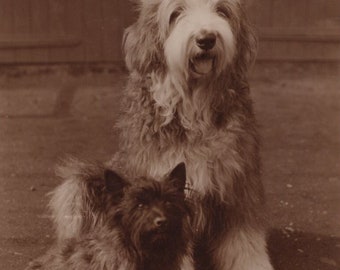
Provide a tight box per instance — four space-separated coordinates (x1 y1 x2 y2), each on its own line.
249 0 340 61
0 0 339 63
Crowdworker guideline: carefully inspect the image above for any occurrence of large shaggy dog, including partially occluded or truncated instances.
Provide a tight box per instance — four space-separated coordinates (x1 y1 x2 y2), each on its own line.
117 1 273 269
50 0 273 269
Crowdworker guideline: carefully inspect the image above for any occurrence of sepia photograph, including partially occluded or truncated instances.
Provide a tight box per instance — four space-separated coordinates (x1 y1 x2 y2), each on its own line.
0 0 339 269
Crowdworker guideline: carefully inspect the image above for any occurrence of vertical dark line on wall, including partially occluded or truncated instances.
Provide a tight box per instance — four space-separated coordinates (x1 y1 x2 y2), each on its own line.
46 0 51 62
100 0 104 61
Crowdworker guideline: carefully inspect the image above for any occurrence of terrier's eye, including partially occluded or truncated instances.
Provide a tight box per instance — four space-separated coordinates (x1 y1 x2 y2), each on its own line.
216 7 230 18
137 203 144 208
169 8 182 24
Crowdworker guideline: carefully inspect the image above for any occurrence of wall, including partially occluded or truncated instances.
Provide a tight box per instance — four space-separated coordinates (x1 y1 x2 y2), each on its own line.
0 0 339 63
248 0 340 61
0 0 133 63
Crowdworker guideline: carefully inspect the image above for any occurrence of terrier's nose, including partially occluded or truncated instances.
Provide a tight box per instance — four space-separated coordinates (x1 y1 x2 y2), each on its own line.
154 216 167 227
196 33 216 50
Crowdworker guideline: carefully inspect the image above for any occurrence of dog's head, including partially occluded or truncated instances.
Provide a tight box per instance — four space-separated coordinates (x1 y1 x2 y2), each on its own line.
124 0 256 83
104 163 189 252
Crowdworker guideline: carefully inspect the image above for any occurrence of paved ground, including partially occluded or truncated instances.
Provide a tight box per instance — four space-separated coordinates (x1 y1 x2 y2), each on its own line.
0 63 339 270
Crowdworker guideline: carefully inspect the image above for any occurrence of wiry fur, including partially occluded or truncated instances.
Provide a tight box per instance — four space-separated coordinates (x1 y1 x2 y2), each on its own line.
48 158 127 241
48 159 106 240
49 0 273 269
27 161 194 270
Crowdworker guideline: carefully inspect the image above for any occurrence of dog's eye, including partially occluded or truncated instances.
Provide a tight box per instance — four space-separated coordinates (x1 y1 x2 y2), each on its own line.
137 203 144 209
216 6 230 18
169 8 182 25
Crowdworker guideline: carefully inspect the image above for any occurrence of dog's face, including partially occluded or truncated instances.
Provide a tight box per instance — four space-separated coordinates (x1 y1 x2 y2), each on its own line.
124 0 256 81
161 0 237 79
105 163 188 250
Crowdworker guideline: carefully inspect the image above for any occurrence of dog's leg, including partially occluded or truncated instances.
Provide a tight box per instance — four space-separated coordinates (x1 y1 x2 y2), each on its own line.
212 227 273 270
180 245 195 270
180 255 195 270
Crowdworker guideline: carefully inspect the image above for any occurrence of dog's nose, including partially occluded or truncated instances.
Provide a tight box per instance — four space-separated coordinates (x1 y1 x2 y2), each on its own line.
154 216 167 227
196 33 216 50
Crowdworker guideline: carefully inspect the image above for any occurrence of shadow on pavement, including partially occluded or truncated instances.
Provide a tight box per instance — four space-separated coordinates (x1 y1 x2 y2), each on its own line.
268 229 340 270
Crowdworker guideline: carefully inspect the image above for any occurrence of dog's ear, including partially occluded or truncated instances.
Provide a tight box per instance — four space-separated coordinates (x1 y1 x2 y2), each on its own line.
168 162 186 192
122 25 138 72
122 3 164 74
104 169 129 192
123 24 162 74
230 4 258 88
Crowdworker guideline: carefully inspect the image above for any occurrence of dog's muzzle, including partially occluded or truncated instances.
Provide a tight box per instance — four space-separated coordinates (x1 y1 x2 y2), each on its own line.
189 31 217 76
190 53 215 75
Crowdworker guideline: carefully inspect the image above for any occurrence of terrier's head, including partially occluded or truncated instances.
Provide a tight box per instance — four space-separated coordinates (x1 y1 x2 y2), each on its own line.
104 163 190 252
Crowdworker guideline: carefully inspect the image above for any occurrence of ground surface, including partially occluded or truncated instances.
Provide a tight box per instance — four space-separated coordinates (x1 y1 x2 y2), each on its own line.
0 63 339 270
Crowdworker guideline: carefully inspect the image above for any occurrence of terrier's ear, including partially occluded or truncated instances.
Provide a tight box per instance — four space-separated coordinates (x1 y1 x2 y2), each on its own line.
104 169 128 192
168 162 186 192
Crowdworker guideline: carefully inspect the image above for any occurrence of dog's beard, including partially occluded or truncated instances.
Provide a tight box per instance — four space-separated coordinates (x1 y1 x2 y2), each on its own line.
143 228 171 246
117 212 186 264
143 220 182 247
127 219 183 254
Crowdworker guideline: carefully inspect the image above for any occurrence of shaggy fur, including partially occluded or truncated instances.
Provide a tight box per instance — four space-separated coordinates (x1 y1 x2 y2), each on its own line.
118 1 273 269
27 161 193 270
49 0 273 269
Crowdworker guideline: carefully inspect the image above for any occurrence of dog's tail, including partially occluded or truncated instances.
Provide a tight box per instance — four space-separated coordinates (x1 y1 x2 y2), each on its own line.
48 157 105 241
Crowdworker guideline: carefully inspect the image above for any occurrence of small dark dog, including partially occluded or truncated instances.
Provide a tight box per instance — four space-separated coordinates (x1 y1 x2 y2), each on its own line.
27 162 193 270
